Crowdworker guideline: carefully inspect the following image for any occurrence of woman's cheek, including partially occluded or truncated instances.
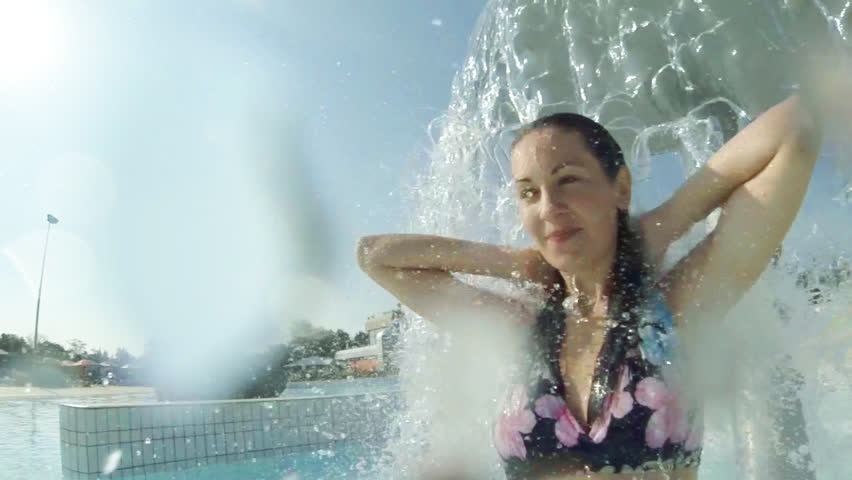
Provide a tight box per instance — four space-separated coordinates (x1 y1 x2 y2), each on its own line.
519 209 541 241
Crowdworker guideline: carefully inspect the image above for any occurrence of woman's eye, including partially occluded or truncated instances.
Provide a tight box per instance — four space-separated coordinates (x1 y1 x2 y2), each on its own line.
520 189 537 199
559 175 580 185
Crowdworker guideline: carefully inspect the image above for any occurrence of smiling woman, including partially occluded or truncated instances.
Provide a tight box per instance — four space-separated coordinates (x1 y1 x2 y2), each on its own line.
0 1 67 90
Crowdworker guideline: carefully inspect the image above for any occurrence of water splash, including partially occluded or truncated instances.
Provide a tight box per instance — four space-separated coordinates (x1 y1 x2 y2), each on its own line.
102 449 122 475
377 1 852 479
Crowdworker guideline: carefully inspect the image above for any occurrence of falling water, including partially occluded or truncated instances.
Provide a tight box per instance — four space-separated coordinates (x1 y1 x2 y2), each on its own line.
374 1 852 479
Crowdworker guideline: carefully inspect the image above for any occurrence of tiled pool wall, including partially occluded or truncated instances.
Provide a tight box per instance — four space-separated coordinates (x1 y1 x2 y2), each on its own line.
59 392 401 479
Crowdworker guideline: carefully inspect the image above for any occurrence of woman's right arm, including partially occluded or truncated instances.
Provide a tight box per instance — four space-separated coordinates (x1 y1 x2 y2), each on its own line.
356 234 554 328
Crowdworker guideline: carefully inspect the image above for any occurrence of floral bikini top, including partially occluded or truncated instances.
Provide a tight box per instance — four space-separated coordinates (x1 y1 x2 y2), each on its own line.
494 291 703 478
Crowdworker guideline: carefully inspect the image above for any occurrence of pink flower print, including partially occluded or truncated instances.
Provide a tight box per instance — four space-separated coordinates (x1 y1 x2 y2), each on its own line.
589 365 634 443
534 394 584 448
494 385 537 460
634 377 690 449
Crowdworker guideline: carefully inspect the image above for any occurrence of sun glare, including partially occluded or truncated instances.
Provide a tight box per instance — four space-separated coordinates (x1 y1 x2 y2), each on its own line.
0 1 66 89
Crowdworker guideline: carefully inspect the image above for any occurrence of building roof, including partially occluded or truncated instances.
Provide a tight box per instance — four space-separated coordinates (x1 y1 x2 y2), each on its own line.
283 356 334 369
334 344 381 361
366 311 394 331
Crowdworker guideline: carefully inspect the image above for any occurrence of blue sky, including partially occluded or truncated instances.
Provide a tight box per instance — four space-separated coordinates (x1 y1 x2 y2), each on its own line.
0 0 486 355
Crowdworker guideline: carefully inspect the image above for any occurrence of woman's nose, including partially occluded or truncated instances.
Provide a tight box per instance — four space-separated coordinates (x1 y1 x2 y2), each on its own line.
539 189 566 221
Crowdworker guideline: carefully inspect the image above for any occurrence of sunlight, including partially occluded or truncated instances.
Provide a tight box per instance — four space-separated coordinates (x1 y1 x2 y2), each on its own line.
0 1 66 89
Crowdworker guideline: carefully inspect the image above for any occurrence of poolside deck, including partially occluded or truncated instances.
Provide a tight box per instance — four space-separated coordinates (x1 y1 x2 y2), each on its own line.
0 386 154 401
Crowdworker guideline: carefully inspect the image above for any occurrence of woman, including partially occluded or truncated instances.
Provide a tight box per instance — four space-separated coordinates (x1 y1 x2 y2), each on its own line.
357 92 821 478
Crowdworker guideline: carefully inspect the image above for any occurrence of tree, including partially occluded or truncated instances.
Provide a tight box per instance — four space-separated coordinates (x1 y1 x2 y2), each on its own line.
38 340 68 359
353 331 370 347
0 333 27 354
67 339 88 361
289 319 326 340
89 349 110 364
332 329 351 351
287 320 341 359
113 348 135 366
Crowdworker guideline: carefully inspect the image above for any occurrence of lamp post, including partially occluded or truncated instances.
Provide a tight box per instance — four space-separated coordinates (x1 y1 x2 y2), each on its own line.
33 214 59 355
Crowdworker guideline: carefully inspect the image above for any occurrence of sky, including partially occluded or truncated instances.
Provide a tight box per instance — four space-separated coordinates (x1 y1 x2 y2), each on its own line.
1 1 849 358
0 0 487 355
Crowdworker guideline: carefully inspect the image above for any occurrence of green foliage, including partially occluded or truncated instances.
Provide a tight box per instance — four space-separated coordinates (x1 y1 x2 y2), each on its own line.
0 333 27 354
232 346 291 399
28 363 72 388
353 331 370 347
1 307 405 397
114 348 135 366
285 323 351 362
66 339 88 360
88 349 110 364
37 340 68 359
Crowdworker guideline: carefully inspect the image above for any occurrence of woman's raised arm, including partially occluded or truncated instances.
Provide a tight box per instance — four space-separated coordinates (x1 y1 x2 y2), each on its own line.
659 94 822 320
357 234 558 328
640 95 820 266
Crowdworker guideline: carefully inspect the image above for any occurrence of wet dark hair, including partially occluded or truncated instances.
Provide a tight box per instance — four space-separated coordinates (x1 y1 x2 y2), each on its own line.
512 113 652 423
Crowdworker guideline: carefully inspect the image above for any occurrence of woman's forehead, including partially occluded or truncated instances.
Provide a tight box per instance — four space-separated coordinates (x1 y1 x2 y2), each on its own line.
511 129 595 176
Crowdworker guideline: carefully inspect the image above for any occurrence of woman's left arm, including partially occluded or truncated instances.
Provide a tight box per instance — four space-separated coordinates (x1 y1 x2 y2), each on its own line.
654 94 822 319
639 95 820 266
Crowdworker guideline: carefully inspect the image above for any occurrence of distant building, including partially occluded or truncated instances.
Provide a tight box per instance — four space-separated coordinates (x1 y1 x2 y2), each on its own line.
334 308 400 372
283 356 336 381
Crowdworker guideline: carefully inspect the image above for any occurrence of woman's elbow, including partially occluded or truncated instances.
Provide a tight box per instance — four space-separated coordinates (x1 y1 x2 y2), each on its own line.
356 235 383 272
788 95 824 154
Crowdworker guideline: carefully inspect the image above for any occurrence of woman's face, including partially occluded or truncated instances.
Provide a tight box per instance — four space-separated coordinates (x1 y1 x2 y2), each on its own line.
511 127 630 273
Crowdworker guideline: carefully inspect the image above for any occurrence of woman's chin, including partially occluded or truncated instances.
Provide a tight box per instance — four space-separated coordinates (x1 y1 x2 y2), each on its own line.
546 253 581 273
546 247 602 274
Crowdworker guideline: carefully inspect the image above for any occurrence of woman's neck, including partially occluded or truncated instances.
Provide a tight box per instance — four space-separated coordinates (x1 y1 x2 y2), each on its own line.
560 254 614 318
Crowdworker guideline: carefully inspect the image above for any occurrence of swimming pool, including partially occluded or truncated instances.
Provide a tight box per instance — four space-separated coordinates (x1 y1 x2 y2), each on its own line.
0 395 154 480
87 442 377 480
1 394 381 480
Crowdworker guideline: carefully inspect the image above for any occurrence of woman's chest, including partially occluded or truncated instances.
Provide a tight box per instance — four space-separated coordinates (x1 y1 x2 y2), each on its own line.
557 323 608 425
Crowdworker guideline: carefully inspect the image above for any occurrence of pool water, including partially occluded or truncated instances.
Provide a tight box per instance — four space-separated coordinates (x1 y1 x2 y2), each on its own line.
123 442 378 480
0 395 379 480
0 395 156 480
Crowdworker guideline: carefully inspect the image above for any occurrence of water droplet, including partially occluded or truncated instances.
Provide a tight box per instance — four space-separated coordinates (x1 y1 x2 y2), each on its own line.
144 438 151 445
102 449 122 474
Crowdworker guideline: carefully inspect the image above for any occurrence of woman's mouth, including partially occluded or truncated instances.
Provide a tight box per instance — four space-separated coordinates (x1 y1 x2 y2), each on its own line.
546 227 582 243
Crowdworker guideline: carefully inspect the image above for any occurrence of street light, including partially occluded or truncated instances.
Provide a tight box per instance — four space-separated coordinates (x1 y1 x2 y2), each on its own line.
33 213 59 355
